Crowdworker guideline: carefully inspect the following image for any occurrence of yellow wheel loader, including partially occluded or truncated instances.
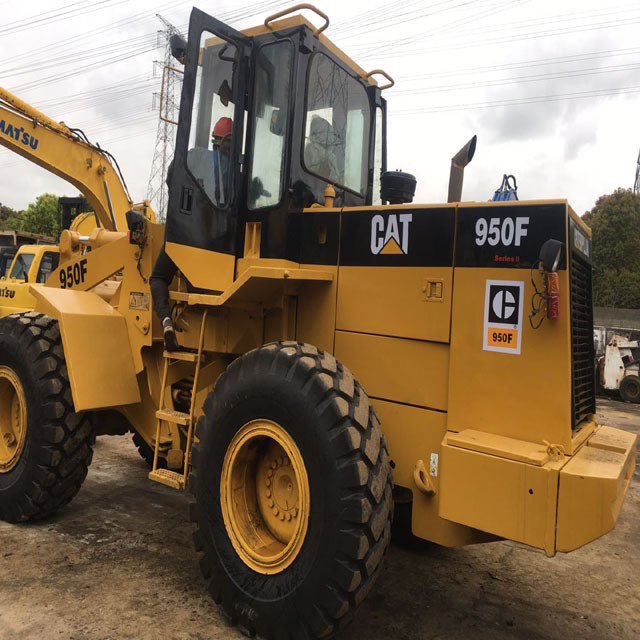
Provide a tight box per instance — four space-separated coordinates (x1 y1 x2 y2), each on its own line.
0 6 635 639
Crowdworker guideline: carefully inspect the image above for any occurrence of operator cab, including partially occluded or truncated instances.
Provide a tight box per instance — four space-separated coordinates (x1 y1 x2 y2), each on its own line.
165 6 388 290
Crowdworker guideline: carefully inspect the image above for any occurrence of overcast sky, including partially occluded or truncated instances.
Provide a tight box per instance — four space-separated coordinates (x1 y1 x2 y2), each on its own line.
1 0 639 216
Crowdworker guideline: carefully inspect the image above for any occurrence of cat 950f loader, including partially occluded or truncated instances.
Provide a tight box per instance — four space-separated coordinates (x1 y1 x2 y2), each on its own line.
0 5 635 639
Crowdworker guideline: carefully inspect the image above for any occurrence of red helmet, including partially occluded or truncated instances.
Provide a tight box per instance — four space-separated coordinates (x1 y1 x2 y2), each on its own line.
212 117 233 138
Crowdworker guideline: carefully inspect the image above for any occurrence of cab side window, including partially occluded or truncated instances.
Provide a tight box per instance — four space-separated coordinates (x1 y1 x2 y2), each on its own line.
36 252 60 284
303 53 370 195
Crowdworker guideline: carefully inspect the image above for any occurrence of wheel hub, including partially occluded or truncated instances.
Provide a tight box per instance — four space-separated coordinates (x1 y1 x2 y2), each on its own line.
221 419 310 575
0 367 27 473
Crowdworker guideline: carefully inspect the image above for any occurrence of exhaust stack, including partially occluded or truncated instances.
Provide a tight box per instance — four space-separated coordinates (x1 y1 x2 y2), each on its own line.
447 135 477 203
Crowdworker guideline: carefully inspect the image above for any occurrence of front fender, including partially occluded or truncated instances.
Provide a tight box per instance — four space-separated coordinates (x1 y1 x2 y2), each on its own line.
30 286 140 411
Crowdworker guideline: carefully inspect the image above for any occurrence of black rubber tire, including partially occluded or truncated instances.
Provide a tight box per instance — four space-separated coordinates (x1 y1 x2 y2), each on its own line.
132 431 166 469
0 312 94 523
619 375 640 403
189 342 393 639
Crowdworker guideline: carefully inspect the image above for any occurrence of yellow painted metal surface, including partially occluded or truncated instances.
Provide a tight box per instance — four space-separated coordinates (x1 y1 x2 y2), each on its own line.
220 419 310 574
556 425 636 552
30 286 140 411
439 432 562 555
0 367 27 473
166 242 235 292
334 331 449 411
446 430 553 466
447 265 574 451
336 266 453 343
374 398 488 546
296 264 338 354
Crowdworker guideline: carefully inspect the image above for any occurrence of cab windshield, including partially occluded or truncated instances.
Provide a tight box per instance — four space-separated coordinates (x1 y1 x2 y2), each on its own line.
10 253 34 280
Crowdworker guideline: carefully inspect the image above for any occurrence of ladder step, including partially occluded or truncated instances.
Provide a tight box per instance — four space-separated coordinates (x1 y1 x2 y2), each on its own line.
156 408 190 425
163 350 204 363
149 469 185 490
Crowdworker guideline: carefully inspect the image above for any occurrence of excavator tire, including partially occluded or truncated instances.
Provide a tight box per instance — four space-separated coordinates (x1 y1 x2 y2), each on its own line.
0 312 94 523
189 341 393 639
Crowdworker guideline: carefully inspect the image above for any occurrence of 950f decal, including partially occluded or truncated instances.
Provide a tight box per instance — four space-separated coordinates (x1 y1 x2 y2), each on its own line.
59 258 88 289
483 280 524 355
456 203 567 269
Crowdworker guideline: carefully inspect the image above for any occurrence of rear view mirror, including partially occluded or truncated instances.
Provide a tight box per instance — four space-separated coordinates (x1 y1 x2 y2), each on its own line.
539 239 564 272
170 34 187 64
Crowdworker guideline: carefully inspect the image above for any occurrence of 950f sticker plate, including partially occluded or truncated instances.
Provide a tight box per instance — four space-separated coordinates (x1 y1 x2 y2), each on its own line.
483 280 524 355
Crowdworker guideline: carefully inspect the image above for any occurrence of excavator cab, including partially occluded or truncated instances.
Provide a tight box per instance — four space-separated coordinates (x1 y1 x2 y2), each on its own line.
165 6 387 289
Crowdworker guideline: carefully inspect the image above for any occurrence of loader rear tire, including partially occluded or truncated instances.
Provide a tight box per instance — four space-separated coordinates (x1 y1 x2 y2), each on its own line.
620 375 640 403
189 342 393 639
0 313 94 522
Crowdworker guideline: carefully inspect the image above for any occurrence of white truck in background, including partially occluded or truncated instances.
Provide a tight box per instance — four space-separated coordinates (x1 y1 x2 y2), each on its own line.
597 335 640 403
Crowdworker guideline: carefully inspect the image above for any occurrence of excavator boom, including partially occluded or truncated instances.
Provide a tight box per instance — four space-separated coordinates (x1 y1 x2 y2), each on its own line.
0 86 155 230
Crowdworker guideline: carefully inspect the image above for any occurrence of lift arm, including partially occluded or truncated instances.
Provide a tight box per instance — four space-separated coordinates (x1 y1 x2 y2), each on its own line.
0 86 155 230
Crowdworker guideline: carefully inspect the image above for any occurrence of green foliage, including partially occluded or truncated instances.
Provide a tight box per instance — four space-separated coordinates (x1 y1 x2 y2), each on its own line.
0 204 23 231
20 193 59 238
589 188 640 308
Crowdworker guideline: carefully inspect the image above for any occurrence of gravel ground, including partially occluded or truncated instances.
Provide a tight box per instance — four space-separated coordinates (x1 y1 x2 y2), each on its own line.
0 398 637 640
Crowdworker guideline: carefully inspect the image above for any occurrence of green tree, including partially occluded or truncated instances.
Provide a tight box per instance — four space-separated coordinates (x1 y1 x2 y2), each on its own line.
20 193 59 238
0 204 22 231
587 188 640 308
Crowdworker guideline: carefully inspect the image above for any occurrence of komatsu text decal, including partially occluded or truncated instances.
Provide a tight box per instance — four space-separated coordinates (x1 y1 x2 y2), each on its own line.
0 119 39 150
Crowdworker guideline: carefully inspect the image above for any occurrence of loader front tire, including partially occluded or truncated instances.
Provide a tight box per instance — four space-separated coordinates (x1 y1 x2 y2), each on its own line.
189 342 393 639
0 313 94 522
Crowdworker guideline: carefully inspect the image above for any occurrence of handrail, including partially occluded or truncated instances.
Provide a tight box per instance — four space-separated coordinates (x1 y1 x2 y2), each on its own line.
365 69 395 90
264 3 329 36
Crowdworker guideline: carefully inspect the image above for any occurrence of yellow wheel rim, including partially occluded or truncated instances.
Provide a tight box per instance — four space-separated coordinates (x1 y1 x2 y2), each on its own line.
0 366 27 473
220 419 310 575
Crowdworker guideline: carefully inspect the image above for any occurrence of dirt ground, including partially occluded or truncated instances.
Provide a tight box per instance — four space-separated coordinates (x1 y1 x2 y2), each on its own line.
0 398 638 640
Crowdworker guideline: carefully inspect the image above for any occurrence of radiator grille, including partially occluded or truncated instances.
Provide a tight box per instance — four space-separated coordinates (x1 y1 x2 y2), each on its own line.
569 251 596 428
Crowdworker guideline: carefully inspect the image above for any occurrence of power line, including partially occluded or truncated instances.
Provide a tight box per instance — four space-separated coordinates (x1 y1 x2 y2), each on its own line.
391 61 640 96
395 83 640 114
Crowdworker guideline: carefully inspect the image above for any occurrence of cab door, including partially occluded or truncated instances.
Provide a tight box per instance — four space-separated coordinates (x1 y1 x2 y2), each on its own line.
165 8 251 291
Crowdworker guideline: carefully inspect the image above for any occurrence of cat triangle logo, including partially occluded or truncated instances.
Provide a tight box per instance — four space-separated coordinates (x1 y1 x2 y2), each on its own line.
370 213 413 255
380 237 403 254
